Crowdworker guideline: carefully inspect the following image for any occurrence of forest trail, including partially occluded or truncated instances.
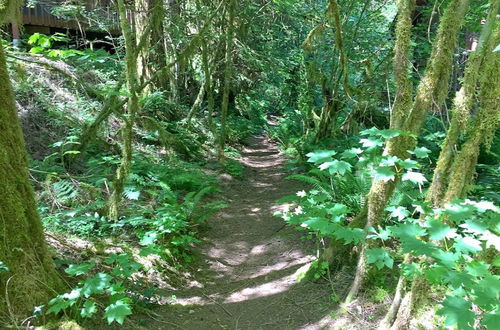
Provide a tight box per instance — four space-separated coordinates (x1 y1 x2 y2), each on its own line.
152 135 335 330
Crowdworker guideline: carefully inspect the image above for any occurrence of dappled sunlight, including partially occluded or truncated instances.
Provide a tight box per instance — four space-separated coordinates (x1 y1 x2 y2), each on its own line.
224 273 297 303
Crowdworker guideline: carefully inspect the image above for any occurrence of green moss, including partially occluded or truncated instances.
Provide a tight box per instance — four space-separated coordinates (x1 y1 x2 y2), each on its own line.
0 39 63 321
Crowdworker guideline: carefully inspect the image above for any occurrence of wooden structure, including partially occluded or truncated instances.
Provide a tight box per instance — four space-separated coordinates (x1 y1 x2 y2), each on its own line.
20 0 116 33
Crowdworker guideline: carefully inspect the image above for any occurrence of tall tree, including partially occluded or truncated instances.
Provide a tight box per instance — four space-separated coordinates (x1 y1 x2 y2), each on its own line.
217 0 236 163
108 0 142 221
0 1 63 320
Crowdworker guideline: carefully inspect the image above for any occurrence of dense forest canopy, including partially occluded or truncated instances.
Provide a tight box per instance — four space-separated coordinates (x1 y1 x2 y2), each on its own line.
0 0 499 328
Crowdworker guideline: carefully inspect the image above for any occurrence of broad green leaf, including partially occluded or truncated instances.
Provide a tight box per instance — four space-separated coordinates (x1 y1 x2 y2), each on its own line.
483 311 500 329
65 262 95 276
326 204 349 217
401 263 420 279
334 227 365 245
303 217 336 236
465 261 490 277
140 231 159 246
322 160 352 175
425 265 447 284
433 250 459 268
366 248 393 269
306 150 337 164
401 171 427 185
47 296 71 315
401 237 437 256
341 148 363 159
471 274 500 309
390 222 426 238
444 202 475 222
437 295 475 330
425 218 455 240
380 156 400 167
81 273 112 298
374 166 395 182
444 270 475 289
104 299 133 325
453 236 482 254
367 226 391 241
360 137 384 149
81 301 97 318
387 206 410 221
410 146 431 158
378 129 402 139
398 158 419 170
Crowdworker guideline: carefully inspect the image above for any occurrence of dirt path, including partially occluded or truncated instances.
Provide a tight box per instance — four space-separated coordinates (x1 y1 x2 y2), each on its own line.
153 135 335 329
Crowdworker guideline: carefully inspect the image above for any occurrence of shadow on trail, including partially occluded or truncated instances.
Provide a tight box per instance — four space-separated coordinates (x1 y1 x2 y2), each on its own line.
146 135 337 329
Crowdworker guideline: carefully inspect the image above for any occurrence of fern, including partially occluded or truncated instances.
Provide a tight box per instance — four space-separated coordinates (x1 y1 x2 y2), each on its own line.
52 180 78 203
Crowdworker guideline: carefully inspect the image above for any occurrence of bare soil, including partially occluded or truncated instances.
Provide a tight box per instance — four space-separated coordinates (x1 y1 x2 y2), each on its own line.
147 135 336 329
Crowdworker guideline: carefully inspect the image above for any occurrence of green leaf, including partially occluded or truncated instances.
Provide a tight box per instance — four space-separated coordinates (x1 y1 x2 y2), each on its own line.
47 296 71 315
380 156 400 167
303 217 336 236
437 295 475 330
65 262 95 276
471 274 500 309
402 171 427 185
367 226 391 241
306 150 337 164
318 160 352 175
81 301 97 318
334 227 365 245
401 263 420 279
104 299 133 325
387 206 410 221
341 148 363 159
378 129 402 139
398 158 419 170
433 250 459 268
410 146 431 158
360 137 384 149
425 218 455 240
81 273 112 298
366 248 393 269
140 231 159 246
453 236 482 254
483 311 500 329
444 202 475 222
374 166 395 182
326 204 350 217
390 222 426 238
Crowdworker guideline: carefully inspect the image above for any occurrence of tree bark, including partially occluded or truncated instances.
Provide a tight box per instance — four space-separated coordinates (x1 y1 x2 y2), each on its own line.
108 0 141 221
217 0 236 163
0 37 63 321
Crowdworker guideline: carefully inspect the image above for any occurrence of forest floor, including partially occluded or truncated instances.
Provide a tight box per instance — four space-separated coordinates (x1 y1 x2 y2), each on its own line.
145 135 339 329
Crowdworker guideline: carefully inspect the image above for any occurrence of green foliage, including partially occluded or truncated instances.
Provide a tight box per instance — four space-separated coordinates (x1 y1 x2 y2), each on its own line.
46 253 141 325
278 129 499 329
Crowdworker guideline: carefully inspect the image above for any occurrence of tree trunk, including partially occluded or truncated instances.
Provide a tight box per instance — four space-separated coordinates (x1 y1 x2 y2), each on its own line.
217 0 236 163
108 0 141 221
338 0 469 303
0 37 63 321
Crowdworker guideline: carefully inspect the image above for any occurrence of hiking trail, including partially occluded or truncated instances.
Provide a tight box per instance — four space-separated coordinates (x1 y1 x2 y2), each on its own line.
152 135 335 330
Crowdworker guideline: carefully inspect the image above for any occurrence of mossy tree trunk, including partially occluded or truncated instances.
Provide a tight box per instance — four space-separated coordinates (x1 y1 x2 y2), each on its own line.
315 0 350 141
108 0 141 221
217 0 236 163
321 0 469 303
385 14 499 329
0 36 63 321
426 0 499 207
